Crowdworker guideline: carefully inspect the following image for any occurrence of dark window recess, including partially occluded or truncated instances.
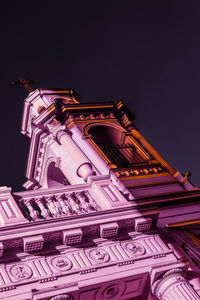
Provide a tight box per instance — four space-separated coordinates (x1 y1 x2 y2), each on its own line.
98 143 147 167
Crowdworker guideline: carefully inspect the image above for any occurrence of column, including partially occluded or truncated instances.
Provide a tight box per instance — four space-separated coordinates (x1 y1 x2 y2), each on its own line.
70 126 135 200
152 268 200 300
56 130 95 182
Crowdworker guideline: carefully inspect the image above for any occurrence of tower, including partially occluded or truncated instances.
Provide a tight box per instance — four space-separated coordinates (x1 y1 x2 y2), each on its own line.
0 88 200 300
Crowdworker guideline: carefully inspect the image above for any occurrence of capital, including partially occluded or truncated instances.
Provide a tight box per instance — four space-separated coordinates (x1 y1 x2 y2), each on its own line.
56 130 72 144
152 268 200 300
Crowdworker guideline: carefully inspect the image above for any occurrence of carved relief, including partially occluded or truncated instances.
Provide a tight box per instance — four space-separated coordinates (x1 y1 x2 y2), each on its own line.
102 284 120 299
10 264 32 280
89 249 110 263
122 241 146 257
51 256 72 271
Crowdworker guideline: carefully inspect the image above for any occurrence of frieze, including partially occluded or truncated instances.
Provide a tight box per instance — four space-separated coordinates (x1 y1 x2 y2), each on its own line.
51 256 72 271
0 234 170 288
122 241 146 257
9 263 33 281
88 248 110 264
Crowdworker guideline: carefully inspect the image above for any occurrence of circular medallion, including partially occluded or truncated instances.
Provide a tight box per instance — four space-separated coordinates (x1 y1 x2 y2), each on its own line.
10 264 32 280
89 249 110 263
124 242 145 256
51 256 72 271
103 285 119 299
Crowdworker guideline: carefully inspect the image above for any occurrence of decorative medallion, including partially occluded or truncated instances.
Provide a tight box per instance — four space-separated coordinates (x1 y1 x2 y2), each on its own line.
51 256 72 271
103 285 119 299
10 264 32 280
89 249 110 263
123 241 145 256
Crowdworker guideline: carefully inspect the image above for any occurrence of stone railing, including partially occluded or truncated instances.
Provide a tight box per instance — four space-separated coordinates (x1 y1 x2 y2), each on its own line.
19 190 100 222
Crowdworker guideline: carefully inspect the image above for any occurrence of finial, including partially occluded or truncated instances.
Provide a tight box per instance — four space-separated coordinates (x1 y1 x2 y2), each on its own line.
11 76 35 93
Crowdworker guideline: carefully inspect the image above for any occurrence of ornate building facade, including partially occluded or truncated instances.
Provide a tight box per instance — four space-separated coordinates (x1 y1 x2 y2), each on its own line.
0 88 200 299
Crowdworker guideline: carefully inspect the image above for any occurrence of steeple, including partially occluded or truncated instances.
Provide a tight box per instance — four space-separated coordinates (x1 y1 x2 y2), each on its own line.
21 88 195 197
0 87 199 300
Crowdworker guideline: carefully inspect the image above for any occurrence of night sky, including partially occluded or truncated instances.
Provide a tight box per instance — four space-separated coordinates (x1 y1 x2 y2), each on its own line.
0 1 200 191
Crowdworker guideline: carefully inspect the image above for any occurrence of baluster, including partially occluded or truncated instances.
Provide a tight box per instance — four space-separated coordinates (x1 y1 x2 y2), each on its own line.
45 196 60 218
53 195 63 215
34 197 51 219
24 199 39 221
56 194 71 216
76 192 94 213
85 191 100 211
65 193 82 214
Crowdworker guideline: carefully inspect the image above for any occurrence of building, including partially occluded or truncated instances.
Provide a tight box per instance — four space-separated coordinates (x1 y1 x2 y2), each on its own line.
0 88 200 300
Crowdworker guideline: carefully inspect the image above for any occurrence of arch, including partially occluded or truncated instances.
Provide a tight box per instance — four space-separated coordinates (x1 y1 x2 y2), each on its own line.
43 158 69 188
86 124 149 168
83 122 127 137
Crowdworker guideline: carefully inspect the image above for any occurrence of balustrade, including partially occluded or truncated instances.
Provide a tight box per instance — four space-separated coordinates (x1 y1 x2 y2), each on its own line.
21 190 100 221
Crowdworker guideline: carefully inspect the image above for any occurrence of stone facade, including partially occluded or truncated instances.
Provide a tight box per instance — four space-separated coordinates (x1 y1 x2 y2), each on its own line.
0 88 199 299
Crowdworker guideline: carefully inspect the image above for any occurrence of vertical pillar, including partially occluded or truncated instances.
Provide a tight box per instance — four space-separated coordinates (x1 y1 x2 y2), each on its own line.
70 126 135 200
56 130 96 182
152 268 200 300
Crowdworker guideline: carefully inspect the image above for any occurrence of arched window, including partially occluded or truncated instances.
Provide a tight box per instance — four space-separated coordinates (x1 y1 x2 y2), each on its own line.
89 125 149 168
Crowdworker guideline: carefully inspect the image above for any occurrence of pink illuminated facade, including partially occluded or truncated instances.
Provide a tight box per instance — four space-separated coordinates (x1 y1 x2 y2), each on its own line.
0 88 200 299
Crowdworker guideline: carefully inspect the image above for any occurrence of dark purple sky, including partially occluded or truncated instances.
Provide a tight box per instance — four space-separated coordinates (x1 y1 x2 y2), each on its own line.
0 1 200 191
